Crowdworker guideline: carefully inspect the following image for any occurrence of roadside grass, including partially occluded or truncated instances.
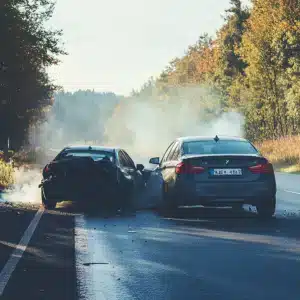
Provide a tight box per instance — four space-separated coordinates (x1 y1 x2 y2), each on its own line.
256 136 300 173
0 160 15 187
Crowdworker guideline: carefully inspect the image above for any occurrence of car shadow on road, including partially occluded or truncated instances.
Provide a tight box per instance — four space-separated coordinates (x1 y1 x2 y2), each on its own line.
160 207 300 241
51 201 300 241
52 200 136 219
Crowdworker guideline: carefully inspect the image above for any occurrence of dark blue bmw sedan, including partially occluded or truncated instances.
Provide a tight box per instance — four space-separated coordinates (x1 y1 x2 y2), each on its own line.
149 136 276 218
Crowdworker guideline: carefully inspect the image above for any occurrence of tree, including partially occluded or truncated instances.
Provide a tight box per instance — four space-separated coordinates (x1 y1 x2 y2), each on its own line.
0 0 66 150
213 0 250 104
157 34 218 87
238 0 300 139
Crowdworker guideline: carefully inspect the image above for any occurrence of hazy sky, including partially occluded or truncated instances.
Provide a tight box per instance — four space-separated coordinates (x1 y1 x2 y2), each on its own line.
48 0 249 96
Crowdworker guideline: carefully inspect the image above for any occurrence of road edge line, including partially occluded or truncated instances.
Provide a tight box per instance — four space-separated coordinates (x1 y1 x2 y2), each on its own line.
0 207 44 296
281 189 300 195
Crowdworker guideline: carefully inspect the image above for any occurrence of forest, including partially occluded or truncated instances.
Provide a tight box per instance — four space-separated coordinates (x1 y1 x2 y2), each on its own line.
1 0 300 152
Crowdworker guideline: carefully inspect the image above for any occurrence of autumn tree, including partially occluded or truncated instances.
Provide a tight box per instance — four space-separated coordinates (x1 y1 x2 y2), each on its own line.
108 0 300 142
238 0 300 140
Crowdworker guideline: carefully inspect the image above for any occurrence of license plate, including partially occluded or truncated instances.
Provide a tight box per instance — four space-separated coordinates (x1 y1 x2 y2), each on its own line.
211 168 242 176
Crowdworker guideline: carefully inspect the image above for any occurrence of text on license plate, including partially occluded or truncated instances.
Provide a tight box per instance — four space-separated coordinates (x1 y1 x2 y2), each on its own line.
211 168 242 176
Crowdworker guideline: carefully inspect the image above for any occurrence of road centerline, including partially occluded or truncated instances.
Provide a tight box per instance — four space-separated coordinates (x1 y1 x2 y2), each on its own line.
0 206 44 296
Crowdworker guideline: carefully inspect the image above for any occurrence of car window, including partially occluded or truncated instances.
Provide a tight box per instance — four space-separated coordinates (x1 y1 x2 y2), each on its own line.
169 142 181 161
166 142 179 161
118 150 134 168
161 142 175 163
55 149 115 163
182 140 258 155
118 151 128 167
122 151 135 169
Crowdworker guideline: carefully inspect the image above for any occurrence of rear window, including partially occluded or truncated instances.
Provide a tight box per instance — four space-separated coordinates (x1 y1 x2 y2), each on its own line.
56 150 115 162
183 140 258 155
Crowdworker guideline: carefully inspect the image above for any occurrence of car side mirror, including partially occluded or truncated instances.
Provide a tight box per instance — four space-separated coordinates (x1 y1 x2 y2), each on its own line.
149 157 160 165
136 164 145 171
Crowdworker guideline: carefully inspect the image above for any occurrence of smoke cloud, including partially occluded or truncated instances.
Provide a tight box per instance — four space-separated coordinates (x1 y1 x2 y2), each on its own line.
104 85 244 165
35 86 245 161
4 84 244 206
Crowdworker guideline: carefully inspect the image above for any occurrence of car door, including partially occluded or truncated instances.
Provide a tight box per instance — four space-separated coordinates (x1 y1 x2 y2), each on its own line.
159 141 176 184
166 141 181 186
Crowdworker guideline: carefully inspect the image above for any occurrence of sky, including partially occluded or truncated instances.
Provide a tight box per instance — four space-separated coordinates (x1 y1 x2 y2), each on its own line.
47 0 250 96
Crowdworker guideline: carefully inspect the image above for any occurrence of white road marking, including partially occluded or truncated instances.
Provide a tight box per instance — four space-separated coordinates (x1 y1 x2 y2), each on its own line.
282 189 300 195
0 207 44 296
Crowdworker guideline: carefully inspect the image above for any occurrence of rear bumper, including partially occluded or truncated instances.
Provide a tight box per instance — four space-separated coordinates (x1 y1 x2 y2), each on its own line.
41 177 118 202
174 181 276 207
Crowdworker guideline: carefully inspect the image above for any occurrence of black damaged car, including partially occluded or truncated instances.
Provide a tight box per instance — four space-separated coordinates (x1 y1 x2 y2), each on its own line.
39 145 145 210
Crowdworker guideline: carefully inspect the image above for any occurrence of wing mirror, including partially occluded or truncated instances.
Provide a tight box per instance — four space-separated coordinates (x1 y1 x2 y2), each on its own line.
149 157 160 165
136 164 145 171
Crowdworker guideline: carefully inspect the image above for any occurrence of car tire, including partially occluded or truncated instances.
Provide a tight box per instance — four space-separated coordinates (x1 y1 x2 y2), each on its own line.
256 197 276 219
41 187 57 210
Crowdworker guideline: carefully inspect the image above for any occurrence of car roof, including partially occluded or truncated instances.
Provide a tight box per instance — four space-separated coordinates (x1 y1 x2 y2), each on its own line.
176 135 247 143
62 145 117 152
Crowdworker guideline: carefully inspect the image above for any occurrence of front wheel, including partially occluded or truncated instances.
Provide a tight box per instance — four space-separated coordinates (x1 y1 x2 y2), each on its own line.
41 187 57 210
256 197 276 218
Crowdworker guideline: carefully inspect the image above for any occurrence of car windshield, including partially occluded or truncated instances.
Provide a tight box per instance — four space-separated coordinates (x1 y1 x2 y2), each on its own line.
58 150 115 162
183 140 258 155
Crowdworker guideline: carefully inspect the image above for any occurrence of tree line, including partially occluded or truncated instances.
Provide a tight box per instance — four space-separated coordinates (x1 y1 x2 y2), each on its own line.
35 90 121 149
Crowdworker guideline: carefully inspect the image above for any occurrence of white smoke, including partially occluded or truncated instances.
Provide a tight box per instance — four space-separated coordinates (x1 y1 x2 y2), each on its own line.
33 85 245 165
4 84 244 206
104 85 245 165
2 167 42 205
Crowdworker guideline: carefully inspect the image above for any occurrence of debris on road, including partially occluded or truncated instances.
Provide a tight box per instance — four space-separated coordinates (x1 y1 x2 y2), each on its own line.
82 262 109 266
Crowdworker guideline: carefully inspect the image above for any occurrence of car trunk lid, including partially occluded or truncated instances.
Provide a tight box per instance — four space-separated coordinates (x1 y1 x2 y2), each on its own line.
181 154 270 183
42 156 117 200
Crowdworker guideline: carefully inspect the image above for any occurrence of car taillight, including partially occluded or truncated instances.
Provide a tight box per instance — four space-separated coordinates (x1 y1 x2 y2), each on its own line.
175 162 205 174
44 164 51 173
249 162 273 174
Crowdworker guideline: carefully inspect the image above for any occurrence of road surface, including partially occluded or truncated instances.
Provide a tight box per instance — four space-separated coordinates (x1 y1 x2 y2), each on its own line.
0 172 300 300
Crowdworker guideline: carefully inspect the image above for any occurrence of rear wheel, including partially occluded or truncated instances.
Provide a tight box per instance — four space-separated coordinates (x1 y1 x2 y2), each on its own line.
41 187 57 210
256 197 276 218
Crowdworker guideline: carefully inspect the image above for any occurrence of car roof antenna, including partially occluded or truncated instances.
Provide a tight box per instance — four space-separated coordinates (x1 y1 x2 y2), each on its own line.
88 146 92 150
214 135 219 142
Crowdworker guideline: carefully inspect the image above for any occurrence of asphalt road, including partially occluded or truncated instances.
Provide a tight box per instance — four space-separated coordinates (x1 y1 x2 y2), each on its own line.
0 205 77 300
75 172 300 300
0 172 300 300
